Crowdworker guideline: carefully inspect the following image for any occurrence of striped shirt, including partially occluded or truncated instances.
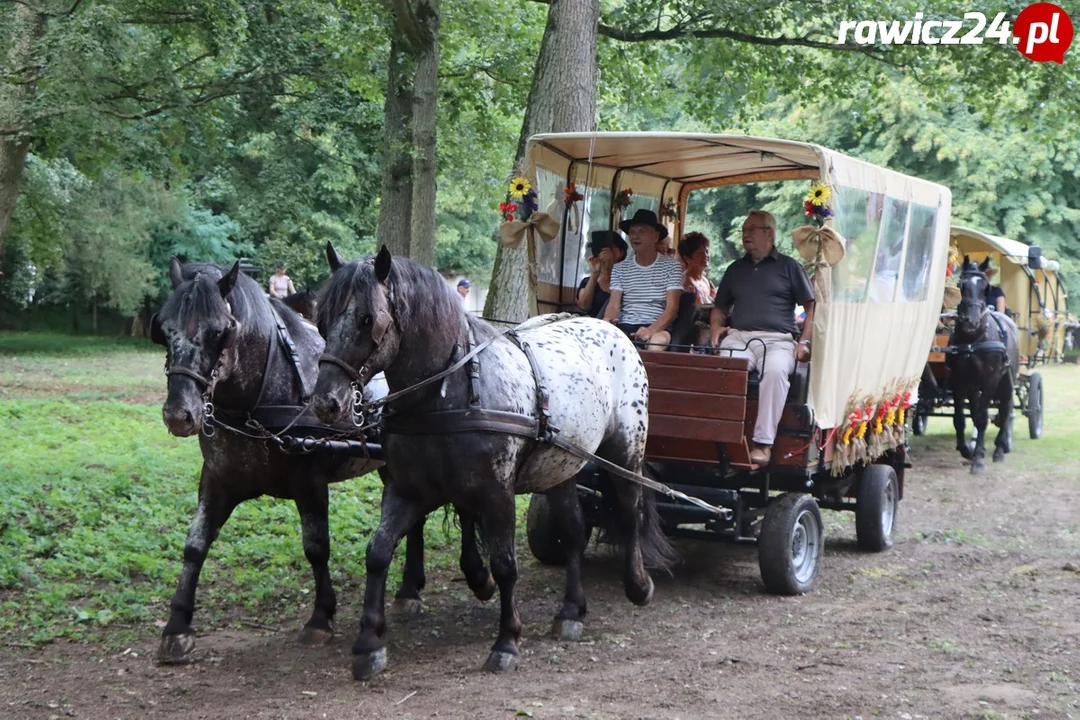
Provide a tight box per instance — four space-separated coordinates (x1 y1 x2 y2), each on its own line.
610 254 684 326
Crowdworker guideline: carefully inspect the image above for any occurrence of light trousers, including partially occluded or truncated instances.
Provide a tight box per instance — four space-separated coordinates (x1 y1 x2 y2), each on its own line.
719 329 796 446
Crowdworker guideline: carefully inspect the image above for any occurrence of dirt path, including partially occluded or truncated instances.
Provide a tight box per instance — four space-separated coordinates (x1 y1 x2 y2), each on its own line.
4 388 1079 719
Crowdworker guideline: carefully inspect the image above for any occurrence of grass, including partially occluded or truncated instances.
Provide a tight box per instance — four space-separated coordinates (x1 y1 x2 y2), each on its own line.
3 332 1077 649
0 332 465 647
911 363 1080 466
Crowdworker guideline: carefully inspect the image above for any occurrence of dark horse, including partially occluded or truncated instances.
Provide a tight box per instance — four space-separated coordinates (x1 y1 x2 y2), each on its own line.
947 257 1019 474
281 289 318 321
150 258 455 663
312 244 674 679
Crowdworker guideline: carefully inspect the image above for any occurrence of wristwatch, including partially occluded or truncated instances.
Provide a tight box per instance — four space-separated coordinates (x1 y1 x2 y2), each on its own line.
799 339 811 348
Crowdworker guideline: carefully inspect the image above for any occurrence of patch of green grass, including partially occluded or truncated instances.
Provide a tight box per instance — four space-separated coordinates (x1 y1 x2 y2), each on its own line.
0 396 463 646
0 332 159 357
927 637 964 655
912 364 1080 466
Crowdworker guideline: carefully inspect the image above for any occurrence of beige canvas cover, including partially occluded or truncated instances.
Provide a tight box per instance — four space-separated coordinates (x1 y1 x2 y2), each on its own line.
523 133 952 437
950 226 1069 362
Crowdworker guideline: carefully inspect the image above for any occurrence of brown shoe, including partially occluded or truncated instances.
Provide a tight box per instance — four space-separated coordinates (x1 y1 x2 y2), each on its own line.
750 444 772 465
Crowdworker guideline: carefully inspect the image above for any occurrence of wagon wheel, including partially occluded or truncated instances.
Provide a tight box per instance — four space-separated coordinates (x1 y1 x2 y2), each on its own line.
856 465 898 552
758 494 823 595
1026 372 1044 439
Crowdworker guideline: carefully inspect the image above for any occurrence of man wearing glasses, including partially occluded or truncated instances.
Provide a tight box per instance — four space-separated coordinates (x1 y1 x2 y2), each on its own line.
709 210 815 466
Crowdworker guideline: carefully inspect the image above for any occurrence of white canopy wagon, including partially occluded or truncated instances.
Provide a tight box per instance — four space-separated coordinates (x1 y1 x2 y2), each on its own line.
516 133 952 593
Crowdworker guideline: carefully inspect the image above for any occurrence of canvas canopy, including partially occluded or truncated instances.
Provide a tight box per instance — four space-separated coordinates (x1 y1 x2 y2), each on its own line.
950 226 1069 362
522 132 952 444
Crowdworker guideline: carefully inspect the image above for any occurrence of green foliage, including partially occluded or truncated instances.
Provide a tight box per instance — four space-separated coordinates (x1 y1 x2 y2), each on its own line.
744 77 1080 299
2 0 1076 316
0 334 467 644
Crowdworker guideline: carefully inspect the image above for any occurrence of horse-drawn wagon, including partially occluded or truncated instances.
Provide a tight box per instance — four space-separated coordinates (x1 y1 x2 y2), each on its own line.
911 227 1063 440
518 133 953 594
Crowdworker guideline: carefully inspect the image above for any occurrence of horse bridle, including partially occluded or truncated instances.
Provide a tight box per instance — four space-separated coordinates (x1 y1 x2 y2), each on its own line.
159 316 239 399
318 308 393 385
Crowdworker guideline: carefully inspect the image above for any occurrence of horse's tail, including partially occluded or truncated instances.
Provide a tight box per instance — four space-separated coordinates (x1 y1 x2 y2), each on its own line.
599 477 677 575
639 489 678 573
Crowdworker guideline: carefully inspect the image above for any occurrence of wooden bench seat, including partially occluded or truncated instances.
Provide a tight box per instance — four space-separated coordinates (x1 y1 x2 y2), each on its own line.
640 351 753 468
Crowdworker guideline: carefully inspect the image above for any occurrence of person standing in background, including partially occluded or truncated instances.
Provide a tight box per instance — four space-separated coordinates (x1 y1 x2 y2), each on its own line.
456 278 471 306
269 263 296 299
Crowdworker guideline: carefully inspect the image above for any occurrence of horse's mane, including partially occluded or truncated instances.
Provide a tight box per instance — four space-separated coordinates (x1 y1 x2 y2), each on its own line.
319 255 496 344
163 263 300 340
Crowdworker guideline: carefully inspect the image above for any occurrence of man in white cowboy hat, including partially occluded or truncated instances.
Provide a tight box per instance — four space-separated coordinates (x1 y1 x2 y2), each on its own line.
709 210 815 466
603 208 684 350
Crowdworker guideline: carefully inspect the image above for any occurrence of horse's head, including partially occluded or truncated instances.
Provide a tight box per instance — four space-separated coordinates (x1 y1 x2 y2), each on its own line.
313 243 400 424
152 258 242 436
282 289 318 321
956 255 990 336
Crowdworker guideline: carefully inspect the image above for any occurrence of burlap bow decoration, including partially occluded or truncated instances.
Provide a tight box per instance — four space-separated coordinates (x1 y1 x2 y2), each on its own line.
792 222 846 306
499 212 561 250
942 285 961 309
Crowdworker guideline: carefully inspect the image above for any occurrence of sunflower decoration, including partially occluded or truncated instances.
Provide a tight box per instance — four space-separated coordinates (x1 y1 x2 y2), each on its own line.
499 174 538 222
801 182 835 227
805 183 831 207
509 176 531 200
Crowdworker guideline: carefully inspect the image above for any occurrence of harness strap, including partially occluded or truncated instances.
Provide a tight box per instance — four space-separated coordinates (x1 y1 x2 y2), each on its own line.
944 340 1008 355
382 409 539 436
271 305 315 402
466 320 482 408
319 353 366 384
381 408 730 519
505 330 552 441
365 332 504 410
167 365 212 388
252 331 276 409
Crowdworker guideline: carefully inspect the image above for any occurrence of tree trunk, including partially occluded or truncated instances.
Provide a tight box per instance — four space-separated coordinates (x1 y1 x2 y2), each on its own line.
406 0 439 267
483 0 599 323
375 30 415 258
0 4 45 258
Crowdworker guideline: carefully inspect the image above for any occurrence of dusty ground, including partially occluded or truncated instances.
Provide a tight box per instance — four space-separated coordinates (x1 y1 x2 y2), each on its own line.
3 371 1079 719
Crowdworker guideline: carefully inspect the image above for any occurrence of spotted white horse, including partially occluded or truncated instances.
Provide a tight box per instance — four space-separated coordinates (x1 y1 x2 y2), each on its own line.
312 244 675 679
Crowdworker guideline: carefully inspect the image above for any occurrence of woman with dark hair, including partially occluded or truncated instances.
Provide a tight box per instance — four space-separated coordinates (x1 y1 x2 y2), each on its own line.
577 230 628 318
679 232 715 305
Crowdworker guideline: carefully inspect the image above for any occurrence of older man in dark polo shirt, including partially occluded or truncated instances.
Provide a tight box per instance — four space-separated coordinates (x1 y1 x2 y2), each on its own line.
709 210 815 465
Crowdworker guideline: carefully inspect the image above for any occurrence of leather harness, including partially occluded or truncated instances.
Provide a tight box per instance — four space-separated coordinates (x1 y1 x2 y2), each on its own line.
323 313 730 519
167 304 352 438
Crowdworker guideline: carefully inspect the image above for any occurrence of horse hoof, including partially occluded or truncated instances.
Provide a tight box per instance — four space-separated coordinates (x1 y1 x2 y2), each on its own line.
156 632 196 665
958 446 973 460
971 462 986 475
298 626 334 646
473 575 496 603
482 651 519 673
551 619 583 642
993 451 1005 463
391 597 424 617
628 575 654 607
352 647 387 681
